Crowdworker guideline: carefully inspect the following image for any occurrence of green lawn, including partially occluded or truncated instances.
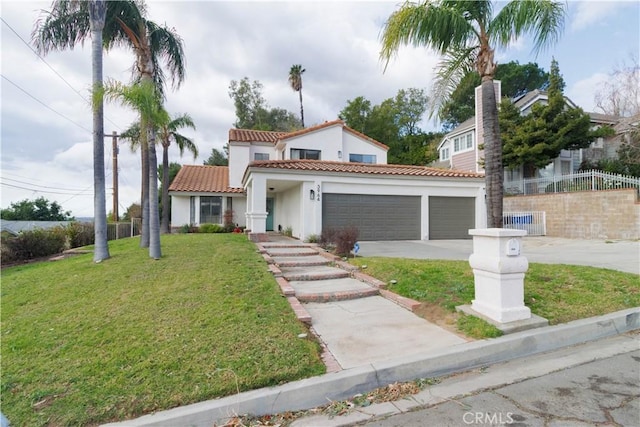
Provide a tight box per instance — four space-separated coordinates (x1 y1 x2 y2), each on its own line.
1 234 324 426
351 258 640 330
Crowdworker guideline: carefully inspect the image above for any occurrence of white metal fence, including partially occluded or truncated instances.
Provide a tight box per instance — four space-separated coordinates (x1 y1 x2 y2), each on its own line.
502 211 546 236
504 170 640 196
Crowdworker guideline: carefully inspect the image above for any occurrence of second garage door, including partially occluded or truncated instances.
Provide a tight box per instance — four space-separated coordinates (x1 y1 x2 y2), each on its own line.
428 196 475 239
322 194 420 241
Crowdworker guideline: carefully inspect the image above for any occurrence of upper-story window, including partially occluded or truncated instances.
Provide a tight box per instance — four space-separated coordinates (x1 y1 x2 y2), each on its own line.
349 153 376 164
453 132 474 153
440 147 450 161
291 148 321 160
254 152 270 160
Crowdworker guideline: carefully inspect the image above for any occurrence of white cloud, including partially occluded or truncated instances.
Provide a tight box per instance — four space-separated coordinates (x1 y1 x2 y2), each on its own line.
570 1 622 32
566 72 608 113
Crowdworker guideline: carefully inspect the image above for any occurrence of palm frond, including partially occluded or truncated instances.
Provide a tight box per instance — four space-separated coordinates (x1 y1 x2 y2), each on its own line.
429 47 477 118
146 20 186 93
32 2 91 54
380 1 473 68
490 0 566 53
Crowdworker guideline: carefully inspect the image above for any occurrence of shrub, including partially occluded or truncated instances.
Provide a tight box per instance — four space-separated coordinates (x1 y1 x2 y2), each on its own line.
66 222 94 248
178 224 198 234
283 226 293 237
199 223 225 233
2 228 67 262
223 209 235 228
334 226 359 257
305 234 320 243
320 226 359 257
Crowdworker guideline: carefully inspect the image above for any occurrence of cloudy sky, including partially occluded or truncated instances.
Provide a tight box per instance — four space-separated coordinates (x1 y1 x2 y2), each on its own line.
1 0 638 217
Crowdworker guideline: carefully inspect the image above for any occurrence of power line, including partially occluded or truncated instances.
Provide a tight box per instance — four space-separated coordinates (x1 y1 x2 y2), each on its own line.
0 16 122 131
1 74 92 134
1 176 92 192
1 182 92 196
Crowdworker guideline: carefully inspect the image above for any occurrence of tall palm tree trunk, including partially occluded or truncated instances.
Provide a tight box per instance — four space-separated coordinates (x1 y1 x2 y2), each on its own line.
148 127 162 259
140 135 150 247
89 0 110 262
161 143 170 233
482 78 504 228
298 89 305 128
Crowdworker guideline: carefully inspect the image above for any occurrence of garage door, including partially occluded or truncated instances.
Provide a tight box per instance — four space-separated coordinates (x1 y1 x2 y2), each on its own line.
428 196 475 240
322 194 420 241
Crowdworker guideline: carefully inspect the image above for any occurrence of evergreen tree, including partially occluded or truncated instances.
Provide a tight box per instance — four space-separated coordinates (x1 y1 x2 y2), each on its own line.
501 59 612 175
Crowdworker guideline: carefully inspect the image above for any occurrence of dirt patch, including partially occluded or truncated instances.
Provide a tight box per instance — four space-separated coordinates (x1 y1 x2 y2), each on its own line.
413 302 471 340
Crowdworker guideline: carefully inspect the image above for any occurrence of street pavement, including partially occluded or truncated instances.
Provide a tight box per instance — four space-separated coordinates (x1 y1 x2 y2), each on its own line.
357 237 640 275
292 332 640 427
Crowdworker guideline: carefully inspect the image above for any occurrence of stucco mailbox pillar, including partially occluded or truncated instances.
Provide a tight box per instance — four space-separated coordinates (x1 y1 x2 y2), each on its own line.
468 228 531 323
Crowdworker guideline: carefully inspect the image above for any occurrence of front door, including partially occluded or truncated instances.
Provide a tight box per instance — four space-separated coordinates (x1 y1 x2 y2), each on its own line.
266 198 274 231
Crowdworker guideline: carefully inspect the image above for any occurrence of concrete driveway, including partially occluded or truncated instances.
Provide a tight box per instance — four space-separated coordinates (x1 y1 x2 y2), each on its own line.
357 237 639 275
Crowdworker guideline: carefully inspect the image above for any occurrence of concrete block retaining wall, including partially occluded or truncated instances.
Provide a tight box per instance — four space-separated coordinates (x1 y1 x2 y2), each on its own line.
504 188 640 240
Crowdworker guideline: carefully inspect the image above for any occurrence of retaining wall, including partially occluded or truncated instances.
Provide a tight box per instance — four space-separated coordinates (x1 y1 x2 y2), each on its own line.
504 188 640 240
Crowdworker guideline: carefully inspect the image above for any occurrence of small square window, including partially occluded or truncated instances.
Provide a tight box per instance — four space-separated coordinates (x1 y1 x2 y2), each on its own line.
254 153 270 161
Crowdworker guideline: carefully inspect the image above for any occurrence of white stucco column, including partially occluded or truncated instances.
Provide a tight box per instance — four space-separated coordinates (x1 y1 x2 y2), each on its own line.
246 175 268 239
468 228 531 323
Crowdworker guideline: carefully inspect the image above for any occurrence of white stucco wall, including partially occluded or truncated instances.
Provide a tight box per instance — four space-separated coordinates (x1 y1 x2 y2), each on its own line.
169 194 246 228
229 143 251 188
171 195 191 227
283 126 343 160
342 132 387 163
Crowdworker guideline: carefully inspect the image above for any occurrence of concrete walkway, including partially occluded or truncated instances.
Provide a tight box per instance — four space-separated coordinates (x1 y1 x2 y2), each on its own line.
258 238 466 371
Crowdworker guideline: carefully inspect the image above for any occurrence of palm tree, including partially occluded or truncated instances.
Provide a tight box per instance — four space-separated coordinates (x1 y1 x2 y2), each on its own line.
380 0 566 227
158 114 197 233
102 79 169 259
33 0 186 248
123 115 198 234
88 0 110 262
288 64 306 127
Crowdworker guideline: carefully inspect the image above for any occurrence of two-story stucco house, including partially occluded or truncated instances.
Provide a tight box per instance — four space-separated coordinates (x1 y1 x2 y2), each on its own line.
434 81 620 182
169 119 486 241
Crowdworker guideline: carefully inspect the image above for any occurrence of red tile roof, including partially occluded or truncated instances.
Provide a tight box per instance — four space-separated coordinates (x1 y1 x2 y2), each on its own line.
228 119 389 150
228 129 286 143
247 160 484 179
168 165 244 193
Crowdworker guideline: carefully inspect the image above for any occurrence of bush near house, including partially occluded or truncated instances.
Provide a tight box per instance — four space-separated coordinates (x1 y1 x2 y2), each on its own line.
320 226 359 257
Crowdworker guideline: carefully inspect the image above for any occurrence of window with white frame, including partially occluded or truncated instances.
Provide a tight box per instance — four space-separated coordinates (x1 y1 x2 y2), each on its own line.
349 153 376 163
440 147 450 161
453 132 474 153
254 152 269 160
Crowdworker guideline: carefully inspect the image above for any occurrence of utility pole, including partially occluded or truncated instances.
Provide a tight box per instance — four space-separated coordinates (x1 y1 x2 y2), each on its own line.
111 131 119 222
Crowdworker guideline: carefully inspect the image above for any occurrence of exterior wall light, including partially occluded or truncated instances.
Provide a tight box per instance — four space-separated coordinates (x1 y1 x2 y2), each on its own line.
310 189 315 200
338 150 342 159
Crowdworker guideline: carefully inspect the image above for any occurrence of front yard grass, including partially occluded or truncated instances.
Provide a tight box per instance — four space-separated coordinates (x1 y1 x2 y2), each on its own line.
1 234 324 426
351 258 640 337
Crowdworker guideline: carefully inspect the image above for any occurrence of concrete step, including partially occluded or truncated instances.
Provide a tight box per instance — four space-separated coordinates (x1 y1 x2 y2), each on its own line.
280 266 350 281
264 247 319 257
289 277 380 303
272 255 331 267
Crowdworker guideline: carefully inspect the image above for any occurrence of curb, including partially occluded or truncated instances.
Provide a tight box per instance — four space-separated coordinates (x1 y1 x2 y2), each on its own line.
102 307 640 427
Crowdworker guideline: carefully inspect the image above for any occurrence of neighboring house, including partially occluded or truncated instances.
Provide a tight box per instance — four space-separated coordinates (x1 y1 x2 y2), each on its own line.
435 82 622 181
169 119 486 241
581 113 640 164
